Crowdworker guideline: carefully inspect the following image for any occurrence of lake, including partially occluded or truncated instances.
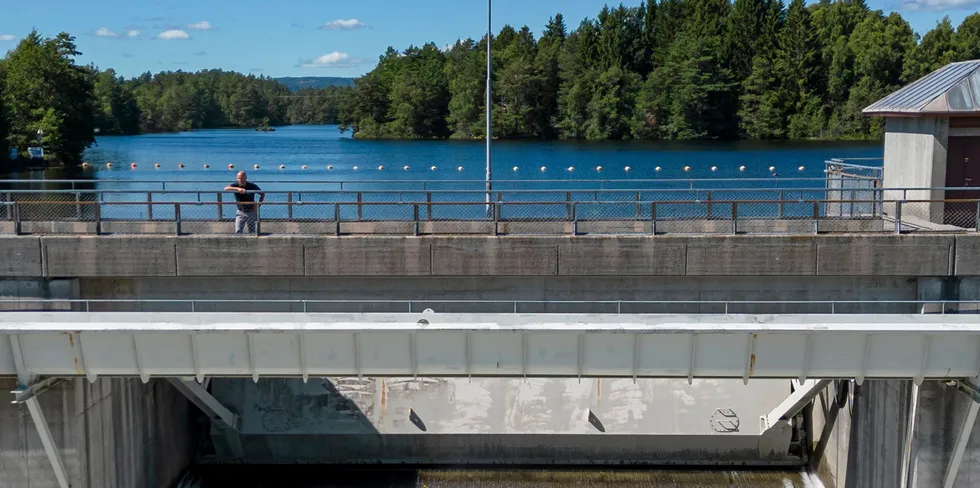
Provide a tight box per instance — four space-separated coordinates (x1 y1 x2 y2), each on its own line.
6 125 881 190
2 125 883 222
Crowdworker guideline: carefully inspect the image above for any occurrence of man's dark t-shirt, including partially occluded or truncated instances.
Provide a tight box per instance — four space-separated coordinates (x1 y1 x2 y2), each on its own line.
230 182 261 212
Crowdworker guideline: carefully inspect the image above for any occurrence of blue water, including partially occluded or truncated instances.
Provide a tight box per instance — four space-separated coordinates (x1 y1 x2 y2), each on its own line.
4 125 883 222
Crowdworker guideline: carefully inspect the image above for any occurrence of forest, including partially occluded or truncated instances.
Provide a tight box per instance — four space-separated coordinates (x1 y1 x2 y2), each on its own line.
1 0 980 164
338 0 980 141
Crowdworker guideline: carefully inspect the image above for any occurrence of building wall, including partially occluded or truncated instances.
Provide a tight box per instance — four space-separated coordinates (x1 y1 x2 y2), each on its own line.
882 117 950 223
0 378 196 488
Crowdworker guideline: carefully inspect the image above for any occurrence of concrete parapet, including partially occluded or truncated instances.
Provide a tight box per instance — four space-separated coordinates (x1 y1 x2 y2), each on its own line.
43 236 178 277
0 234 978 278
305 237 431 276
175 236 307 276
816 235 954 276
0 236 42 277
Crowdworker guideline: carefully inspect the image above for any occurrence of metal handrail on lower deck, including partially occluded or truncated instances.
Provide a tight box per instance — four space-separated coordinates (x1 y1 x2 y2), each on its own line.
3 299 978 314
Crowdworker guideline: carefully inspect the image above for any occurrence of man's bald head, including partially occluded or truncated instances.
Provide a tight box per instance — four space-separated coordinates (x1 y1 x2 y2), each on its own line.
237 171 247 184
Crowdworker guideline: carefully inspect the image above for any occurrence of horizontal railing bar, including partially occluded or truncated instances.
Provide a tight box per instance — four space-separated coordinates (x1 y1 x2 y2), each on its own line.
7 198 978 206
2 299 977 305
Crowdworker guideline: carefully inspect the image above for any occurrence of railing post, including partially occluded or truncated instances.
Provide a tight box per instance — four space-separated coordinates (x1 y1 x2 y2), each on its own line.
94 202 102 236
975 201 979 233
426 192 432 221
13 203 21 235
778 190 785 219
707 191 713 219
287 192 293 220
635 192 641 219
895 201 903 234
217 192 223 221
812 201 819 235
492 202 499 236
174 204 181 236
4 192 10 221
571 202 577 236
731 202 737 235
565 192 572 221
334 202 341 236
254 203 261 236
356 192 363 221
146 192 153 221
651 202 657 235
75 192 82 220
413 203 419 236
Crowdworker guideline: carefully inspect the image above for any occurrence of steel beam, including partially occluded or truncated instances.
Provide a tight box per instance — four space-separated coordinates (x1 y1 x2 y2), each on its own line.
764 379 832 427
166 378 240 430
2 312 980 381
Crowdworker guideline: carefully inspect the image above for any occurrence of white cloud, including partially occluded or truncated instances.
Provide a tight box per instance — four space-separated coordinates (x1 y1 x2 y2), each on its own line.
156 29 190 40
302 51 363 68
0 34 15 41
187 21 213 31
95 27 119 38
901 0 979 9
319 19 366 30
126 30 141 37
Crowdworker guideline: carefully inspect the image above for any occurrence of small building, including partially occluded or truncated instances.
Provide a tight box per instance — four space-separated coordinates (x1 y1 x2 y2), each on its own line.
863 60 980 227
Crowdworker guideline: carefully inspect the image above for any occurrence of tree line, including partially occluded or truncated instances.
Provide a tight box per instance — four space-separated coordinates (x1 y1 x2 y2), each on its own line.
0 30 350 165
338 0 980 141
2 2 980 165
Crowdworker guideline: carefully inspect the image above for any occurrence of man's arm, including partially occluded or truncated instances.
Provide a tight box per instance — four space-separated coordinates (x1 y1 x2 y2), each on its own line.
224 185 245 193
253 184 265 202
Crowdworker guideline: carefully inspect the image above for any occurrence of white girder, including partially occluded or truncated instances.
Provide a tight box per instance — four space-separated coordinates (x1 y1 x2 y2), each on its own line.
0 312 979 382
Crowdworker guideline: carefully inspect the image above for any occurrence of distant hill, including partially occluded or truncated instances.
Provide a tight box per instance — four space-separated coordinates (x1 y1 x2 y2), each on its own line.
276 76 354 91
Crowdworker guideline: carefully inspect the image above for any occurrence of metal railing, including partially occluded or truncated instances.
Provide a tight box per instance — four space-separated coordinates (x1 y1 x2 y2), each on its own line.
0 298 975 314
1 186 977 236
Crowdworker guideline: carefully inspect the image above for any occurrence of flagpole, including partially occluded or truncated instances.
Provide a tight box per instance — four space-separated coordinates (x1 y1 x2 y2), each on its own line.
485 0 492 216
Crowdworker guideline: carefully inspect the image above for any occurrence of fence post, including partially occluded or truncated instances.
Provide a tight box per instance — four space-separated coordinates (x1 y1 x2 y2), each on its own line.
254 204 261 236
174 204 182 236
651 202 657 235
571 202 577 236
334 202 341 236
492 202 499 236
635 192 641 219
75 192 82 220
812 201 819 235
778 190 785 219
975 201 979 233
146 192 153 221
707 191 713 219
565 192 572 221
731 202 737 235
13 203 21 236
426 192 432 221
4 192 10 221
356 192 363 221
94 202 102 236
413 204 419 236
287 192 293 220
894 201 903 234
217 192 223 221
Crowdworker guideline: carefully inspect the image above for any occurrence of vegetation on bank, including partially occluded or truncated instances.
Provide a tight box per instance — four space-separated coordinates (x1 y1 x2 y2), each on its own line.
338 1 980 141
2 1 980 165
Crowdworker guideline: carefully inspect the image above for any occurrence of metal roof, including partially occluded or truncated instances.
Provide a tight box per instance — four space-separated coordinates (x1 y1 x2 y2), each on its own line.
863 60 980 116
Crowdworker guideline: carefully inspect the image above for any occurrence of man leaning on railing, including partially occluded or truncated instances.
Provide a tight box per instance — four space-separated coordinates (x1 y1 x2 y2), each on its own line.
224 171 265 234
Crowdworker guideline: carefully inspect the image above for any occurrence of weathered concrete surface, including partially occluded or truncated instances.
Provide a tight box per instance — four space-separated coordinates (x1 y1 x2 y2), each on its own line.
76 276 921 314
882 117 950 223
2 234 974 278
816 235 953 276
0 236 42 277
0 378 195 488
175 236 307 276
43 236 177 277
0 279 75 311
305 237 431 276
207 376 797 465
810 380 980 488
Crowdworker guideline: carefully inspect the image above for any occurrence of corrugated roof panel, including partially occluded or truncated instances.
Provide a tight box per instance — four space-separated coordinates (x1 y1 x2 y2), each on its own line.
863 60 980 115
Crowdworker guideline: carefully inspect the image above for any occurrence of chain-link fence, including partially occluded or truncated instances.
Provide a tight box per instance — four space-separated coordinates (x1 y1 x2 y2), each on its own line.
2 188 979 236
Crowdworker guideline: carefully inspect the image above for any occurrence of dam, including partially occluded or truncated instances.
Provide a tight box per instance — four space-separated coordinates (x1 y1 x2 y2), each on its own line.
2 63 980 488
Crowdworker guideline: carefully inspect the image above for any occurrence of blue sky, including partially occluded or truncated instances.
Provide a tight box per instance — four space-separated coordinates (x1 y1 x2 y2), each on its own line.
0 0 976 79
